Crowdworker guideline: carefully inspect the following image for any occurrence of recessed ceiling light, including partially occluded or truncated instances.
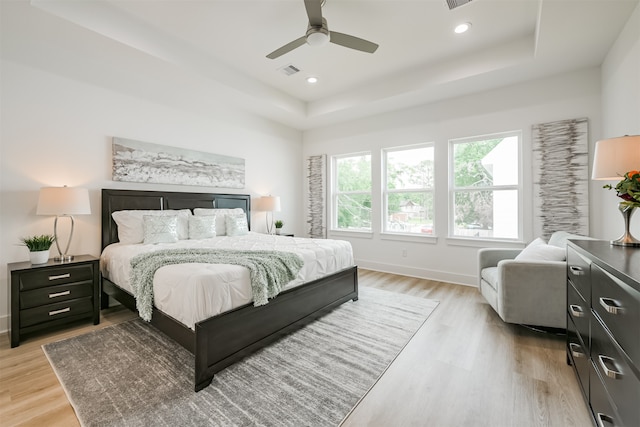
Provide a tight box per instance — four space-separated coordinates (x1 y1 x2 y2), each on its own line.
306 76 318 84
454 22 471 34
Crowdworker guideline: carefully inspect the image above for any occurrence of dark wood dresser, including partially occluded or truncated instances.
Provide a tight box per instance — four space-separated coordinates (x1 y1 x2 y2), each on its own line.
566 240 640 427
8 255 100 347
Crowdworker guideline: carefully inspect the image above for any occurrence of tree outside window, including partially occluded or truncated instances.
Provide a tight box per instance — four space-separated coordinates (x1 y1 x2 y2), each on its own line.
384 145 435 234
332 153 372 231
450 133 520 239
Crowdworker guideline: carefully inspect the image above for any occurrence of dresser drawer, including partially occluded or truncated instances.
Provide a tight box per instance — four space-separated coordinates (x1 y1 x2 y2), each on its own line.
20 281 93 309
19 264 94 291
591 317 640 427
592 263 640 365
590 361 623 427
19 297 93 328
568 282 589 342
567 314 589 400
567 246 591 302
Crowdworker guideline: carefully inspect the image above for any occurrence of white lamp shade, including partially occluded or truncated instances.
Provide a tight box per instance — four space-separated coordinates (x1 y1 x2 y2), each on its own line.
37 186 91 215
592 135 640 180
260 196 281 212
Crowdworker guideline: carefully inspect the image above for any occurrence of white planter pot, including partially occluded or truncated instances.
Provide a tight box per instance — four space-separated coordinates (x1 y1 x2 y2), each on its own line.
29 250 50 265
275 229 282 235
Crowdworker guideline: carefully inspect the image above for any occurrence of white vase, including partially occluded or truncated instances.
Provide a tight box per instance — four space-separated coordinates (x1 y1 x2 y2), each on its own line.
29 250 50 265
275 228 281 235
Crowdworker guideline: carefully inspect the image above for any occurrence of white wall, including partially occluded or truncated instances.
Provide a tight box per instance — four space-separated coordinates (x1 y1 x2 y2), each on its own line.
303 68 604 286
0 60 303 332
598 2 640 240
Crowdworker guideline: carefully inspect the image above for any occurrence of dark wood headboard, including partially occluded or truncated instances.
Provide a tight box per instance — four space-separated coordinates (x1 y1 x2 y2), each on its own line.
101 189 251 249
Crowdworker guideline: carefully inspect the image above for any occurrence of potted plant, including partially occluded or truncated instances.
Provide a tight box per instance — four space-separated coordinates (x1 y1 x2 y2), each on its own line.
274 220 284 235
20 234 55 264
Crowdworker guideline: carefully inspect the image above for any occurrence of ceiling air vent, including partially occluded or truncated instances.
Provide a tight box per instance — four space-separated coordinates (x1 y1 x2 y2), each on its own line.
279 64 301 76
446 0 473 10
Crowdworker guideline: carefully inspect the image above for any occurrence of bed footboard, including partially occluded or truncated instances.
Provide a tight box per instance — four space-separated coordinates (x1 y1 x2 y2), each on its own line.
193 266 358 391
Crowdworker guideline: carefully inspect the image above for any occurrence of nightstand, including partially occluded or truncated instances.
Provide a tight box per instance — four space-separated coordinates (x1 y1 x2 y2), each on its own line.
8 255 100 347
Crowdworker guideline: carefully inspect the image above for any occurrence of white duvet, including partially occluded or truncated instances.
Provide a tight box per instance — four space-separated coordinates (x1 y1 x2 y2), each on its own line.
100 232 354 330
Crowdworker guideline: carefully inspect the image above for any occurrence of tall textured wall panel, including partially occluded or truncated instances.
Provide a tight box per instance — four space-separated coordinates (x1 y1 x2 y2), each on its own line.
307 155 327 238
532 118 589 240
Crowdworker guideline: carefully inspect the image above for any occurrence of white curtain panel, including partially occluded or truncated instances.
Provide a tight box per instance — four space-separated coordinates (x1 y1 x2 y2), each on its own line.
306 155 327 238
532 117 589 240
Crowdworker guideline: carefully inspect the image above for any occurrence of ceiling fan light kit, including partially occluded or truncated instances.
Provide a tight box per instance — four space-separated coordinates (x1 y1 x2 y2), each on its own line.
267 0 378 59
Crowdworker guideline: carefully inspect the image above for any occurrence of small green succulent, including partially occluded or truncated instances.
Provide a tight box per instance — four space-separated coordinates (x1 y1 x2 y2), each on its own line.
20 234 56 251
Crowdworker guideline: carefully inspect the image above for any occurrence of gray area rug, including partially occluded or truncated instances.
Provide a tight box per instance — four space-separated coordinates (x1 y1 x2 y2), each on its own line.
43 287 438 427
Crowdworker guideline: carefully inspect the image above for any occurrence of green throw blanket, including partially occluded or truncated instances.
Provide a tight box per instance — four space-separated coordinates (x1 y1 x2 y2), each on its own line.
129 248 304 322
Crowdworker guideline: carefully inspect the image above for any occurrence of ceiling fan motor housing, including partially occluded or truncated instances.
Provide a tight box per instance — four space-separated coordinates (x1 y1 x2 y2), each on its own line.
306 18 330 46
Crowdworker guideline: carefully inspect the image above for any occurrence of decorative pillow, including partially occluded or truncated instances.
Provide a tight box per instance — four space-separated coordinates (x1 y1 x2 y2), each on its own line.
188 215 217 239
193 208 244 236
515 238 566 262
143 215 179 244
112 209 191 243
225 213 249 237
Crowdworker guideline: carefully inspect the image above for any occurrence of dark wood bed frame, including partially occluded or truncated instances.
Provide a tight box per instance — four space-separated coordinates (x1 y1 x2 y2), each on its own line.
100 189 358 391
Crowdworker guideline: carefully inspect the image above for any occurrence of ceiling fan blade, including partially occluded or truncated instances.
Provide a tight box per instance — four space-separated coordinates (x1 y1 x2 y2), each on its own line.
304 0 323 27
266 36 307 59
329 31 378 53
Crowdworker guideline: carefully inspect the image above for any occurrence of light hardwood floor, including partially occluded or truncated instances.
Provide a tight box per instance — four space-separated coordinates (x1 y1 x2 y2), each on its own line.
0 269 592 426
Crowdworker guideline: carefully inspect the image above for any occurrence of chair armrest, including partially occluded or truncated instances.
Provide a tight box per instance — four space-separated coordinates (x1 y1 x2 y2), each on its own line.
498 259 566 287
497 260 567 326
478 248 522 270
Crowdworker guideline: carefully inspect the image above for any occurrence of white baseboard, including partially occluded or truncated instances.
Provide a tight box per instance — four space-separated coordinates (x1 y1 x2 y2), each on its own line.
355 259 477 287
0 314 7 335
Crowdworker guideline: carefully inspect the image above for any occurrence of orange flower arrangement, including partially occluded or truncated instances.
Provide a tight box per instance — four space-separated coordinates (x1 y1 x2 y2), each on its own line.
604 170 640 207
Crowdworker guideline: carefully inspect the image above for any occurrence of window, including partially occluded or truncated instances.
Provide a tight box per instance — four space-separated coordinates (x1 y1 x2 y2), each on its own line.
450 132 521 239
332 153 372 232
383 144 435 235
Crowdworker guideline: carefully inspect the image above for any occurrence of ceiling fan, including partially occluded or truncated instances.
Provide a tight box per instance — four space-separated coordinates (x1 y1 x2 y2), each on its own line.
266 0 379 59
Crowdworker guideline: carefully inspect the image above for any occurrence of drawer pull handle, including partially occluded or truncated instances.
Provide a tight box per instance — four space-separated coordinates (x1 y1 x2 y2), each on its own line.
48 273 71 281
599 297 624 315
49 290 71 298
596 413 615 427
569 343 585 358
49 307 71 316
569 304 585 318
569 266 584 276
598 355 623 379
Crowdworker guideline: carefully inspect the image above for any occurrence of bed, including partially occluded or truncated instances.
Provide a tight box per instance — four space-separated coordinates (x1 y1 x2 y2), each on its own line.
100 189 358 391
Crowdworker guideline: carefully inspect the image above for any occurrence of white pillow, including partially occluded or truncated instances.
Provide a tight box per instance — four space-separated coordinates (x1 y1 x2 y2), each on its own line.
188 215 217 239
515 238 566 262
193 208 244 236
143 215 178 244
112 209 191 244
225 213 249 236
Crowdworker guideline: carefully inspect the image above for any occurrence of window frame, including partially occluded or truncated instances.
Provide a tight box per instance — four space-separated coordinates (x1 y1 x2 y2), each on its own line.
330 151 373 234
448 131 523 242
382 143 435 237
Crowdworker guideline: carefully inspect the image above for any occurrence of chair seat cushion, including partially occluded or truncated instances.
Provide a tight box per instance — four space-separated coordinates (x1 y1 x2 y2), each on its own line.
481 267 499 291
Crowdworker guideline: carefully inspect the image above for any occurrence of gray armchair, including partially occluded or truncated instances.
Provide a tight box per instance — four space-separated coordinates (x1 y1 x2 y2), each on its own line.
478 231 593 329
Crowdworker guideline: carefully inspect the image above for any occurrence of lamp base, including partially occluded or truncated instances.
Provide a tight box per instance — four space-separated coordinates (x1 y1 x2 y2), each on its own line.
611 203 640 247
610 238 640 247
54 255 75 262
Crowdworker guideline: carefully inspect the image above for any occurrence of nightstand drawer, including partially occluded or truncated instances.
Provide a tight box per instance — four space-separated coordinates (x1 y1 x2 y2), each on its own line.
19 264 94 291
592 264 640 365
19 297 93 328
20 281 93 309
